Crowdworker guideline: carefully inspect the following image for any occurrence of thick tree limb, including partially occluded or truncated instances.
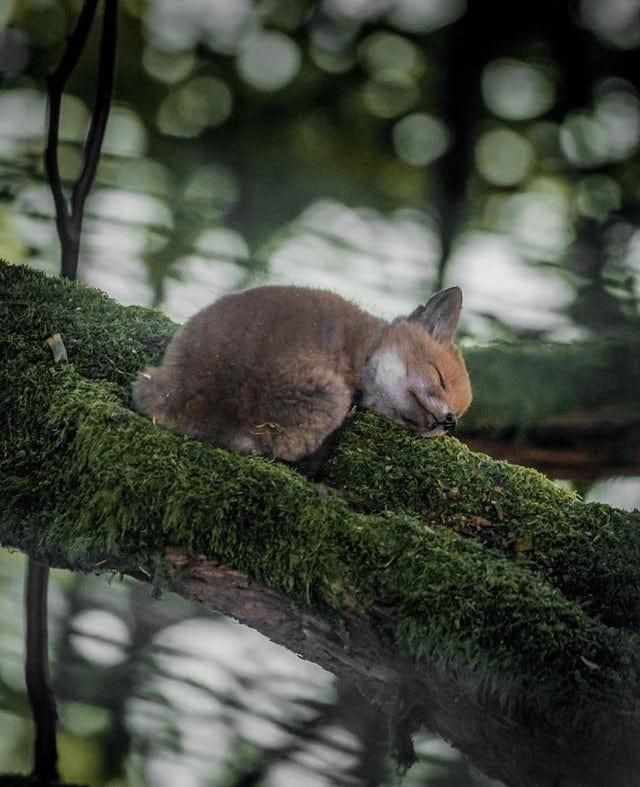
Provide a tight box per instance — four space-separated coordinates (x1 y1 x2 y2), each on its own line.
161 551 640 787
1 262 640 786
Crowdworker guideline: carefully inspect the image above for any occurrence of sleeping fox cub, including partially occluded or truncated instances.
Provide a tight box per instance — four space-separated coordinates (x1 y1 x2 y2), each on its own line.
134 286 472 468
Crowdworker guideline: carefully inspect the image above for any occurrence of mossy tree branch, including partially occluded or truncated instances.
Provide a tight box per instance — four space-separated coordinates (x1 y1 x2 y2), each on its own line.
2 262 640 786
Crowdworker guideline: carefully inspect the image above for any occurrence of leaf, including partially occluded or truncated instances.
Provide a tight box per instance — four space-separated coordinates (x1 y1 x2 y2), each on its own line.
46 332 68 363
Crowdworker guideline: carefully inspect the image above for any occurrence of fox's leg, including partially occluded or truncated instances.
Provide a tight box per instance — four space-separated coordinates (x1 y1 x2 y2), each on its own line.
289 421 347 477
243 366 352 463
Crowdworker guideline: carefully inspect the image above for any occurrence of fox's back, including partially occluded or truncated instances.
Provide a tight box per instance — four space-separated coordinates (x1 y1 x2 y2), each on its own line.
139 286 383 438
170 286 383 387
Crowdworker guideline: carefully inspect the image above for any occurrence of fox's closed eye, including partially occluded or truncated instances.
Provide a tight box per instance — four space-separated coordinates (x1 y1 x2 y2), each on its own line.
410 390 429 412
430 363 446 389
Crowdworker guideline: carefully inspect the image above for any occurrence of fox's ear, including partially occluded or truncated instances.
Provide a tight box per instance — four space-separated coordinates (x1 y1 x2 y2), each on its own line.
408 287 462 343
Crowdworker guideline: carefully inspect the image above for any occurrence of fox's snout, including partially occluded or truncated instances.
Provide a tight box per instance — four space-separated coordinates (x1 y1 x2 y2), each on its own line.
442 413 456 433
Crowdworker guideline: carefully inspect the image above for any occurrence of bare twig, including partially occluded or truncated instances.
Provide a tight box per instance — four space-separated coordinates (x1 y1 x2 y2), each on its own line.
71 0 118 220
44 0 118 280
44 0 98 279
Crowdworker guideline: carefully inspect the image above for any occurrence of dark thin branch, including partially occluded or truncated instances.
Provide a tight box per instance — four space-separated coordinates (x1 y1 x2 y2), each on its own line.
24 561 58 782
434 4 487 289
44 0 99 279
31 1 118 780
35 4 101 774
48 0 100 89
44 0 118 281
71 0 118 219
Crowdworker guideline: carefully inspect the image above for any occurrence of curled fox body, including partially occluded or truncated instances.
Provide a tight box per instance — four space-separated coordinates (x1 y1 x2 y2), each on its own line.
134 286 472 470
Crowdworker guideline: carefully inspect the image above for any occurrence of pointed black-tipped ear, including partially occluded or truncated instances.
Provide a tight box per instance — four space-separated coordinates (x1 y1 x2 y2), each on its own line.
408 287 462 343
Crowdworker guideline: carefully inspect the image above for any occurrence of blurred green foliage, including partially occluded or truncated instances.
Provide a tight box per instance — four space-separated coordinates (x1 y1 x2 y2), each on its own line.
1 0 639 335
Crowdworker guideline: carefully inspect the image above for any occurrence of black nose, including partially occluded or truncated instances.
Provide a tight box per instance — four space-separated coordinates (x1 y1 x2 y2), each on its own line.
443 413 456 433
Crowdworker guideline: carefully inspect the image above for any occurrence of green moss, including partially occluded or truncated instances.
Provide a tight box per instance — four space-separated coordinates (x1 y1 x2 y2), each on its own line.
2 261 640 730
324 412 640 630
4 365 638 724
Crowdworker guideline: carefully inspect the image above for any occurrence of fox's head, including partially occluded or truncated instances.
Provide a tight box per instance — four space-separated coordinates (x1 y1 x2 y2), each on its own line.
362 287 472 437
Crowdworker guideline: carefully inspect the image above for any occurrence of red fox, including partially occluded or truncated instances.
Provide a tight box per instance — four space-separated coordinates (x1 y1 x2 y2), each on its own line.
134 286 472 471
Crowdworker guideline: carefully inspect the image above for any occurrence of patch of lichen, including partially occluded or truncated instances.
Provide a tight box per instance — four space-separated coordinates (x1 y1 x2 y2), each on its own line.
324 412 640 630
2 261 640 727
